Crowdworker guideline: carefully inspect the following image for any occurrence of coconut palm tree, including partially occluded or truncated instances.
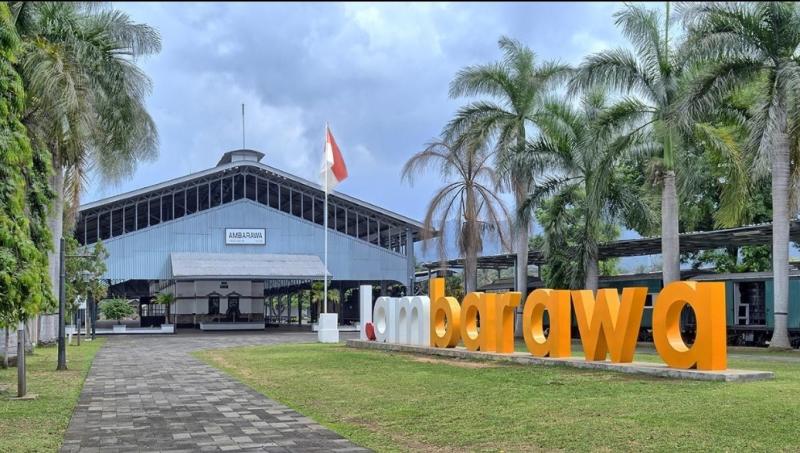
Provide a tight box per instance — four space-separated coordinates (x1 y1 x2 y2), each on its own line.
525 91 654 290
10 2 160 310
402 139 510 293
570 3 684 287
445 36 571 301
677 2 800 348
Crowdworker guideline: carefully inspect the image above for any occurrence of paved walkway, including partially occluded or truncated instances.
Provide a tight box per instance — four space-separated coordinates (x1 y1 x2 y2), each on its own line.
62 331 368 452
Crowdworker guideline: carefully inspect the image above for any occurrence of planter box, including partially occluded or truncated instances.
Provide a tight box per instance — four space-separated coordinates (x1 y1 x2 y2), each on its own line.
160 324 175 333
112 324 127 333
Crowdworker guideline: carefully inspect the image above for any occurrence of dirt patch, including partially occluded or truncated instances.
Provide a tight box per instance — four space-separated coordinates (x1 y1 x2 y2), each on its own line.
407 355 502 369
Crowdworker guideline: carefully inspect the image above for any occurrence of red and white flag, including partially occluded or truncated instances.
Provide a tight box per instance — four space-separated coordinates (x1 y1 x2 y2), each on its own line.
320 126 348 191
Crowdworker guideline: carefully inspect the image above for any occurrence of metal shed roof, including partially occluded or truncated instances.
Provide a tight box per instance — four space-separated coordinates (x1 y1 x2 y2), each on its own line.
170 252 329 280
423 220 800 270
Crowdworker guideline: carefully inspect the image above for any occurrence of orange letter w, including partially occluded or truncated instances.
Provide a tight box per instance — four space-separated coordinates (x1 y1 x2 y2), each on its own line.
571 288 648 363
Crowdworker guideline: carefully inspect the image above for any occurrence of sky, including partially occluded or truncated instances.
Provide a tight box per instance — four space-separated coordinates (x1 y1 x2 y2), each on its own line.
86 1 625 225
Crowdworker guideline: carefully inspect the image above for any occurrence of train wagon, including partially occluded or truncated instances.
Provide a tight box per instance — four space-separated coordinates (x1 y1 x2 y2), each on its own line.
478 269 800 347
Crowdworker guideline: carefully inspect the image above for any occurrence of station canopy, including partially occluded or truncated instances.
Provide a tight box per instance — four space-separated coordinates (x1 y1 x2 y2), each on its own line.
170 252 329 280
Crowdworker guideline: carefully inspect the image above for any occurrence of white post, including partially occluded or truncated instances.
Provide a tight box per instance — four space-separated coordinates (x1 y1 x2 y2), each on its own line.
318 123 339 343
359 285 373 340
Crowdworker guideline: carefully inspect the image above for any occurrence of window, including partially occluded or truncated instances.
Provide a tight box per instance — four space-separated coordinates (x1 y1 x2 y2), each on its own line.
111 208 123 237
280 186 291 213
199 183 210 210
234 174 245 200
335 206 346 232
257 178 269 205
186 186 197 214
315 198 325 226
161 194 173 221
302 194 313 221
369 218 379 245
269 182 280 210
358 215 369 241
174 190 185 219
85 215 98 244
221 177 233 204
208 296 220 315
228 296 239 312
210 180 221 207
291 190 302 217
124 205 136 233
149 198 161 226
347 210 357 236
246 175 257 201
99 211 111 240
137 201 148 229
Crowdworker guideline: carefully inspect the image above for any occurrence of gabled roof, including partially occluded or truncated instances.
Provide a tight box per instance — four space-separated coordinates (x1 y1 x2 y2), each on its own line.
78 154 425 232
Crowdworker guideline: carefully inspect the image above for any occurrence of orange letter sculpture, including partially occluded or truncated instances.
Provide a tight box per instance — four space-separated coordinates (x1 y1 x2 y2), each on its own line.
571 287 648 363
522 289 571 358
494 292 521 353
652 281 727 370
461 292 497 351
429 278 461 348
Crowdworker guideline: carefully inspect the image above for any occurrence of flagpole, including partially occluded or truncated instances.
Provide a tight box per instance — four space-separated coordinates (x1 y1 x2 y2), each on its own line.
323 123 329 316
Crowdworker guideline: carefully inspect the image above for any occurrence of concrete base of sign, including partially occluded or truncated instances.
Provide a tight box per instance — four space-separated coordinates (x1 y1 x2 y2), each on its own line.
346 340 774 382
318 313 340 343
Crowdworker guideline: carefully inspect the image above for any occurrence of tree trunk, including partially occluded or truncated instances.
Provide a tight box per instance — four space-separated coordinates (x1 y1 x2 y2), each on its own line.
661 171 680 286
585 255 599 293
47 166 65 315
769 123 791 349
463 187 478 294
513 185 530 337
3 328 8 368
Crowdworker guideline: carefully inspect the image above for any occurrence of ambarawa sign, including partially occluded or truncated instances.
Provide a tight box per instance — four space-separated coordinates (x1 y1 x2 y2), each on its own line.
225 228 266 245
371 278 727 370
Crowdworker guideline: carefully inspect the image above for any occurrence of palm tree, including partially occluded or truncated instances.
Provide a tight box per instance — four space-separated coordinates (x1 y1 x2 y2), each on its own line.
154 292 175 326
445 36 571 302
570 3 684 287
526 92 654 290
11 2 160 311
402 139 510 293
678 2 800 348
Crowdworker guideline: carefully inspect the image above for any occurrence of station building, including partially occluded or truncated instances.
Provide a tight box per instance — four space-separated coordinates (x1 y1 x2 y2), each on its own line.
74 149 424 329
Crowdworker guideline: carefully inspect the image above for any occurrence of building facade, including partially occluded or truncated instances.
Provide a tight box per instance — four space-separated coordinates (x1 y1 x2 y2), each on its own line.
75 149 424 328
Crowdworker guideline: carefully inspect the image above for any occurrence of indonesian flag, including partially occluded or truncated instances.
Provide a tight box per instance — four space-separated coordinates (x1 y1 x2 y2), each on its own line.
320 126 348 191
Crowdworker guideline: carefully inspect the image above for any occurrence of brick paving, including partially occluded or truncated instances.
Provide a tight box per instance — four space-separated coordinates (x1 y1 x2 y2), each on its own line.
61 331 368 452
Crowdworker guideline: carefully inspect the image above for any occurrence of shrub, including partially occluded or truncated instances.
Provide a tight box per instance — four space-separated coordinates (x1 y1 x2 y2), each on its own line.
100 298 135 324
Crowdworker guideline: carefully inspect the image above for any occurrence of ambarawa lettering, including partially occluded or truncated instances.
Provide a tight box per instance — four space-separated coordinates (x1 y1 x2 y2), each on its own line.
372 278 727 371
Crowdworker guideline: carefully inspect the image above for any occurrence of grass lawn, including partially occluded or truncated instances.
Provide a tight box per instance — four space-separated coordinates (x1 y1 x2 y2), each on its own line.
0 338 105 452
197 343 800 452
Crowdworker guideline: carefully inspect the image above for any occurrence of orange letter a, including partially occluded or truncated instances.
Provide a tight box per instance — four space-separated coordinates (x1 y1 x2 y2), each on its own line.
571 288 647 363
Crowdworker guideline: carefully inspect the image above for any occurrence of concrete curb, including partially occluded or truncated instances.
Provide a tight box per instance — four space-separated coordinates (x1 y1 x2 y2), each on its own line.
346 340 775 382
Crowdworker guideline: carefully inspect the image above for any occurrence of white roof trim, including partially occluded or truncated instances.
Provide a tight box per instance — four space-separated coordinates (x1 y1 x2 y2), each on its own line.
170 252 330 280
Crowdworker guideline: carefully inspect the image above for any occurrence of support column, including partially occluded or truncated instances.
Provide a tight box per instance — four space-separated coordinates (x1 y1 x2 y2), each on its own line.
405 227 415 295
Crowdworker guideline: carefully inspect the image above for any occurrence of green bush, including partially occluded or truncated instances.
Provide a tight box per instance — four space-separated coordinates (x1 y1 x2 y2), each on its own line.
100 298 135 324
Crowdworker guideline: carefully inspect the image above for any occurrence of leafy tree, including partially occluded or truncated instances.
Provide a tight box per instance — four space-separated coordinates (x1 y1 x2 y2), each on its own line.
0 3 54 369
64 237 108 320
10 2 160 311
445 36 571 302
402 139 510 292
310 282 341 314
570 3 685 286
100 298 135 325
525 91 654 290
531 194 625 290
678 2 800 348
